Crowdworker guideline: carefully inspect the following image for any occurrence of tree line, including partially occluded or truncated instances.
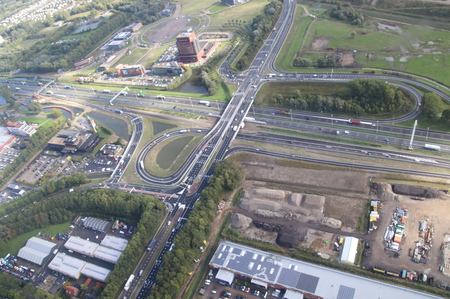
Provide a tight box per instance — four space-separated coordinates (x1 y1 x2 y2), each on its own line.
235 1 282 71
270 79 410 115
0 188 165 298
148 159 244 299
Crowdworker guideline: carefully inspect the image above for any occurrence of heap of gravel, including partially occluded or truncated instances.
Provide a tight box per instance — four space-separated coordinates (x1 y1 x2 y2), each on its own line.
231 213 253 229
302 194 325 210
252 188 286 200
288 193 303 206
392 184 439 198
318 217 342 229
240 198 282 212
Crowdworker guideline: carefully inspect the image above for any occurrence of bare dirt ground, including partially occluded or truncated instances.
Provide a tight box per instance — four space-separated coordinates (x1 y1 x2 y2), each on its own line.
341 52 355 67
227 153 450 284
363 185 450 283
310 37 332 50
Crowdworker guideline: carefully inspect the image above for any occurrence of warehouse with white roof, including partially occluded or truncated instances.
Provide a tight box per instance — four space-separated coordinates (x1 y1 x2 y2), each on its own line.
17 237 57 266
64 236 99 257
81 262 111 282
48 253 85 279
210 241 442 299
100 235 129 251
93 246 122 264
340 237 359 265
48 253 111 282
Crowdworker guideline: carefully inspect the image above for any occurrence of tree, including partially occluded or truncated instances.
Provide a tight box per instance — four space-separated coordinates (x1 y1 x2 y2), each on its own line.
442 109 450 121
422 93 444 118
50 108 62 118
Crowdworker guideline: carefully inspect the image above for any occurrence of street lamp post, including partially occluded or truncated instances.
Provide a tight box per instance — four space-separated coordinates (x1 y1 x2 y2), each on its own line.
376 120 378 133
216 100 219 110
189 97 193 107
290 109 292 121
331 114 333 127
426 127 429 140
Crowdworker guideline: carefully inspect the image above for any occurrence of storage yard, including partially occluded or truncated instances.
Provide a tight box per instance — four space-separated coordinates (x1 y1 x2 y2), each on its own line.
228 153 450 294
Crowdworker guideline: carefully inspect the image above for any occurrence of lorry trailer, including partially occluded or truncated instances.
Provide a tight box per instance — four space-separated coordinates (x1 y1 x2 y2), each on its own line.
424 144 441 151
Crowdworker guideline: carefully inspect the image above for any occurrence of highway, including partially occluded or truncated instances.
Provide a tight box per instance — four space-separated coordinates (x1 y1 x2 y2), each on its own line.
4 0 450 297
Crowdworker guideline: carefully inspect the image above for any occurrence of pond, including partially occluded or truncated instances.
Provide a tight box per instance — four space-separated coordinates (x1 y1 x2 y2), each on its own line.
173 68 208 94
89 112 131 141
42 106 82 121
156 136 193 169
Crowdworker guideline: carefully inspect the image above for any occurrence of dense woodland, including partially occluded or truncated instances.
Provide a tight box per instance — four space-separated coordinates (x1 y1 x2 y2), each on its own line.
149 159 244 299
235 0 282 71
0 188 165 298
271 79 410 115
0 0 165 73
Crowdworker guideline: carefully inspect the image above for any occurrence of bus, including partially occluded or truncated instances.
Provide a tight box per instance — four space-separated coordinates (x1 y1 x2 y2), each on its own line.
124 274 135 291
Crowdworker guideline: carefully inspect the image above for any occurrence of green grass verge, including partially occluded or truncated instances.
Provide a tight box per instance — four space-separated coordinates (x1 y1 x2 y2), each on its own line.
398 114 450 132
0 222 70 257
112 48 148 67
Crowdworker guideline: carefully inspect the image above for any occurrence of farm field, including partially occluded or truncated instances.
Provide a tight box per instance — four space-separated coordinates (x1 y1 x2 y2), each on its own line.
283 4 450 87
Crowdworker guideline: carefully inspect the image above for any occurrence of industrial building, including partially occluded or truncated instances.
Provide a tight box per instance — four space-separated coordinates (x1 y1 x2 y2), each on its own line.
117 64 146 77
107 40 126 51
93 246 122 264
0 127 15 151
48 253 85 279
221 0 245 5
113 32 131 40
82 217 110 232
6 121 36 137
17 237 57 266
64 236 99 257
47 131 100 154
100 235 129 252
176 31 204 62
123 23 142 32
152 62 184 75
48 253 111 282
80 262 111 282
74 56 94 68
210 241 442 299
340 237 359 265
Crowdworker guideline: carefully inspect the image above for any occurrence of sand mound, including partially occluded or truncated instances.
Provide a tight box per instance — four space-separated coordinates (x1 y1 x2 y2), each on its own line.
319 217 342 229
288 193 303 206
239 198 282 212
302 194 325 210
252 188 285 200
231 213 253 229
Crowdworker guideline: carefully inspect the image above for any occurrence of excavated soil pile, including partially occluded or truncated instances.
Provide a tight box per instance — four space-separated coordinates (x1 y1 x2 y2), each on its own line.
392 184 439 198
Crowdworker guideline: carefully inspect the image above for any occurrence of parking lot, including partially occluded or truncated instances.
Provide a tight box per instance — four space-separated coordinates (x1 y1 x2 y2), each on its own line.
199 272 284 299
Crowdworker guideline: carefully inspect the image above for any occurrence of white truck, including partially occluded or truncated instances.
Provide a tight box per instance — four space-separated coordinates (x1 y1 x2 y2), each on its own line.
199 100 210 107
424 144 441 151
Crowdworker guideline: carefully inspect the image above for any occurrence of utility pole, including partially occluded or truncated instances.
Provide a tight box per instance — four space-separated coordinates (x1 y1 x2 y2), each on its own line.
331 114 333 127
409 120 418 150
426 127 429 140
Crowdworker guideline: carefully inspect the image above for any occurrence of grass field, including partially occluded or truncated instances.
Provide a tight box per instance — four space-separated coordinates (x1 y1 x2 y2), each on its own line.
275 6 310 71
209 0 269 26
113 48 148 67
279 5 450 87
18 116 47 125
141 46 170 68
0 222 71 257
179 0 218 14
209 4 228 13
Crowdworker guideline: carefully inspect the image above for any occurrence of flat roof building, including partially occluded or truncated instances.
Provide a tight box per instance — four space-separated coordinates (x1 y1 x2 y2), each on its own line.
17 237 57 266
152 62 184 75
7 121 36 137
117 64 146 77
340 237 359 265
100 235 129 252
81 262 111 282
210 241 442 299
64 236 99 257
48 253 111 282
48 253 85 279
93 246 122 264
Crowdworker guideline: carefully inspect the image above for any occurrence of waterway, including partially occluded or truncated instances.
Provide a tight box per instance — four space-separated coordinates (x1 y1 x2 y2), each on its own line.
156 136 193 169
0 95 6 105
89 112 130 141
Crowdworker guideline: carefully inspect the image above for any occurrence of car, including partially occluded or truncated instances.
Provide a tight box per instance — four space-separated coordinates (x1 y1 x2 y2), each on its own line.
384 139 390 142
211 289 217 294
